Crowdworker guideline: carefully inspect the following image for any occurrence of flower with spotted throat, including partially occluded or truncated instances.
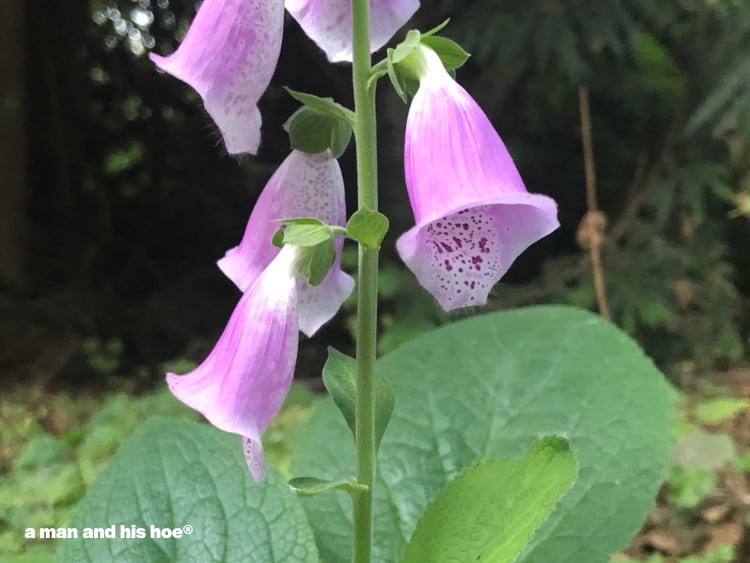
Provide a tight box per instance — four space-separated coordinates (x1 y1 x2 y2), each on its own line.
396 45 559 311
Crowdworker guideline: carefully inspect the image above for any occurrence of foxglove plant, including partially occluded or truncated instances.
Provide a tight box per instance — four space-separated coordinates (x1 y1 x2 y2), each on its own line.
122 2 665 563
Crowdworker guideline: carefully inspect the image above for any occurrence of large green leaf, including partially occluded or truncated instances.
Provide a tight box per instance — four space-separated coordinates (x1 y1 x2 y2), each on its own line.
55 418 318 563
401 437 577 563
291 305 676 563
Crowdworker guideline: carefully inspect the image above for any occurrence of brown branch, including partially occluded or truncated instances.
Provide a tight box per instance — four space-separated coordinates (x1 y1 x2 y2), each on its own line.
578 86 611 320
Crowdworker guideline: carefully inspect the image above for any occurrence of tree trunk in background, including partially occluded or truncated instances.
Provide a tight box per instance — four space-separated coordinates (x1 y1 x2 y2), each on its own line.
0 0 26 285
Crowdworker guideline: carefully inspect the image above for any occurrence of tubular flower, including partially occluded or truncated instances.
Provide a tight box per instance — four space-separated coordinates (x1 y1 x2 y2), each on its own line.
150 0 284 155
285 0 420 62
151 0 418 154
167 245 301 482
396 46 559 311
218 150 354 337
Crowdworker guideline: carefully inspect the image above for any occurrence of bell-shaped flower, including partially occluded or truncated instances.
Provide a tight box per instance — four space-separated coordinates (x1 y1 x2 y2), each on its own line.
150 0 285 155
286 0 420 62
396 46 559 311
150 0 419 154
167 245 302 482
218 150 354 336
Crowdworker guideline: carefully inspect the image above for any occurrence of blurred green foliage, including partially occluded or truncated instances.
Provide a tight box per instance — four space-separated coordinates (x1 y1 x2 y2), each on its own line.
0 383 318 561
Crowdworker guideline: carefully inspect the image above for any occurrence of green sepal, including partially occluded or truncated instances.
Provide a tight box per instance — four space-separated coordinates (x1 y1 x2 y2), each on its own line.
322 347 395 450
283 88 355 125
346 207 389 249
288 476 368 498
401 437 577 563
298 238 336 286
386 30 422 102
387 50 409 103
422 18 450 38
421 35 470 70
276 218 332 247
284 107 353 159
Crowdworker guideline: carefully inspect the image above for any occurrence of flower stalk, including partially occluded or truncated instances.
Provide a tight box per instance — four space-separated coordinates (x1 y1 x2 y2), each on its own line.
352 0 379 559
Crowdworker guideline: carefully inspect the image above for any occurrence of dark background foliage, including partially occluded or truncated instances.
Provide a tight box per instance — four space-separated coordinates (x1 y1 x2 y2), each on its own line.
1 0 748 391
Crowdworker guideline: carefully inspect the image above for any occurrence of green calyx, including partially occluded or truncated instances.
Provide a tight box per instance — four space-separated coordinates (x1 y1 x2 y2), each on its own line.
282 89 355 158
272 218 347 286
382 29 471 102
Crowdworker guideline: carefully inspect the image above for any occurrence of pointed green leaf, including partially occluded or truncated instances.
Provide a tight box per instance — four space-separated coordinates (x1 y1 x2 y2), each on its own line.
422 19 451 38
322 347 395 450
401 437 577 563
56 417 318 562
299 238 336 286
346 207 389 249
387 49 409 103
283 88 355 124
280 220 332 247
421 36 470 70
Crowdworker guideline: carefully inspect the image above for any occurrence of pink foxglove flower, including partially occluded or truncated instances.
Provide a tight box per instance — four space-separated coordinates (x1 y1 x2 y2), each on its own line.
150 0 284 155
397 46 559 311
286 0 420 62
218 150 354 337
151 0 418 154
167 245 301 482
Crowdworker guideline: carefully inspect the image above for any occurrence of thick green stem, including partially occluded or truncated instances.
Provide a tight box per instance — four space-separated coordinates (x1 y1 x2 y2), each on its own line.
351 0 378 560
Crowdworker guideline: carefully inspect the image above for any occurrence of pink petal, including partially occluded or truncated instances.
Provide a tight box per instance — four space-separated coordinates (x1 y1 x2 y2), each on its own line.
218 151 354 336
167 246 300 482
150 0 284 155
397 48 559 311
285 0 419 62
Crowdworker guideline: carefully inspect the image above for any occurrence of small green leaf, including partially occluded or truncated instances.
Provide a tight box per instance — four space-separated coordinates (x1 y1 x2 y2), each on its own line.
322 348 395 450
299 239 336 286
284 108 348 156
346 207 389 249
401 437 577 563
420 36 470 70
280 221 332 247
283 88 355 124
272 228 284 248
288 476 367 498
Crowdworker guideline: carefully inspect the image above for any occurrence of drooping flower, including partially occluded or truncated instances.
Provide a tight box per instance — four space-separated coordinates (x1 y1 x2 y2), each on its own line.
396 46 559 311
151 0 419 154
150 0 285 155
167 245 301 482
218 150 354 337
285 0 420 62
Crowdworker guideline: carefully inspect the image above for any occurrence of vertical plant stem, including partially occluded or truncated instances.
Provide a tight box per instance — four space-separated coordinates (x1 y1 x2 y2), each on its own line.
578 86 611 321
351 0 378 561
